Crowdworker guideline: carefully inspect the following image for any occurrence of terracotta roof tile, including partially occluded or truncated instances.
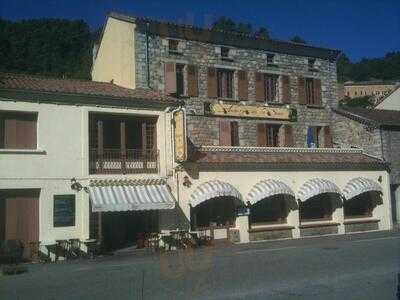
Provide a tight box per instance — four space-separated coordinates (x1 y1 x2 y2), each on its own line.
334 106 400 127
109 12 340 61
0 73 178 104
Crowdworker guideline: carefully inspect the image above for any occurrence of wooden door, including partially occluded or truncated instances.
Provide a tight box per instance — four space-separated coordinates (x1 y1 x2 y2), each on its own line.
4 190 39 259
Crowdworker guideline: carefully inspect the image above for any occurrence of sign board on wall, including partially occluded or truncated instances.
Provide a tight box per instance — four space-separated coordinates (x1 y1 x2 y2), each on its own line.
173 110 187 162
205 102 293 120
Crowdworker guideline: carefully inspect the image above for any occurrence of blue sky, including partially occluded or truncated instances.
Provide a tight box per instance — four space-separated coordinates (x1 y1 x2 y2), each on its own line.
1 0 399 61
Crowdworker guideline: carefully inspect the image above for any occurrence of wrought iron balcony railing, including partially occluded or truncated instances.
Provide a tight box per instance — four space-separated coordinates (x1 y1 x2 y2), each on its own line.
89 148 159 174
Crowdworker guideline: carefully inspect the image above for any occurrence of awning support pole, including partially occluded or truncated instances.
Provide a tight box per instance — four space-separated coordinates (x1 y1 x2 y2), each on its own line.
98 212 103 245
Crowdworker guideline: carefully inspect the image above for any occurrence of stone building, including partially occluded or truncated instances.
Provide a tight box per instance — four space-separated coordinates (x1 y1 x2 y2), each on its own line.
342 80 397 102
333 107 400 225
91 12 393 243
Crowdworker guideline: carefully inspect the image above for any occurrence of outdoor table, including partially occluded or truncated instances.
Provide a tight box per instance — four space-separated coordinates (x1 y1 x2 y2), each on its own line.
146 233 160 252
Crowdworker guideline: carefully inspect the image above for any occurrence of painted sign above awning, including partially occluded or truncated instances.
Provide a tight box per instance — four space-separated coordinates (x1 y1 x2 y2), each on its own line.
204 102 295 120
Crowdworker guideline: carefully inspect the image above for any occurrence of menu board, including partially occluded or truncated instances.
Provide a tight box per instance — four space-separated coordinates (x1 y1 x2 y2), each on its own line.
53 195 75 227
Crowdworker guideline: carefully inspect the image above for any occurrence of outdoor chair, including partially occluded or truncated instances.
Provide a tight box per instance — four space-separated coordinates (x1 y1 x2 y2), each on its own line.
69 239 86 258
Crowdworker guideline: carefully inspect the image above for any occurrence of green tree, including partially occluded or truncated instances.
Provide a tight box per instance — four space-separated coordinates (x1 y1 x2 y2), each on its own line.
254 27 270 39
339 96 374 108
211 16 269 38
290 35 307 44
0 18 92 79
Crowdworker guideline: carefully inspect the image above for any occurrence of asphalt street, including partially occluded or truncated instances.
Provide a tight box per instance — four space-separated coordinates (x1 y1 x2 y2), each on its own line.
1 230 399 300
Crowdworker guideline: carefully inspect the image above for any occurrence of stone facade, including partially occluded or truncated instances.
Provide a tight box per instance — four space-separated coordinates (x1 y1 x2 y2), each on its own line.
333 113 382 158
344 221 379 233
300 224 339 237
332 113 400 185
249 227 293 241
135 31 338 148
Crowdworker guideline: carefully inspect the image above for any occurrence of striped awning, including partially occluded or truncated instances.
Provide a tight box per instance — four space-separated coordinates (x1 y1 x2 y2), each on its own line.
190 180 243 208
88 179 175 212
342 177 382 200
246 179 295 205
298 178 341 202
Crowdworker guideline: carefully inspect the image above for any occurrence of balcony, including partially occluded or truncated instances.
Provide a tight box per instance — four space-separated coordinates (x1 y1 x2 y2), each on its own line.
89 148 158 174
89 113 158 175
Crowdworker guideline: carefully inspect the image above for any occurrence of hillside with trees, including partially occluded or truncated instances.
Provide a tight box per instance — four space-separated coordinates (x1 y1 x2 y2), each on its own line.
0 17 399 84
0 18 93 79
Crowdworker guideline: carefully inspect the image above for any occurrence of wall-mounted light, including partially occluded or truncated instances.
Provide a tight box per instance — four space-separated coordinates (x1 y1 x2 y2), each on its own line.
71 178 83 191
182 175 192 188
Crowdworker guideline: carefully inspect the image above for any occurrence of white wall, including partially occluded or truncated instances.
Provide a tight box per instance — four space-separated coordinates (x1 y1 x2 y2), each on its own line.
92 17 136 89
376 87 400 110
177 168 392 241
0 99 175 244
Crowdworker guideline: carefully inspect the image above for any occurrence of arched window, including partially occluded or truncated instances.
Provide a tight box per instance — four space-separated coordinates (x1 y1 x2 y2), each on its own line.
191 196 237 229
344 192 376 218
300 194 335 221
250 195 289 225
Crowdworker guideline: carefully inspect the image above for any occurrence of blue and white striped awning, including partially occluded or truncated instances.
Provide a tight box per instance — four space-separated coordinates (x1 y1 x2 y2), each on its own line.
88 179 175 212
342 177 382 200
298 178 341 202
190 180 243 208
246 179 295 205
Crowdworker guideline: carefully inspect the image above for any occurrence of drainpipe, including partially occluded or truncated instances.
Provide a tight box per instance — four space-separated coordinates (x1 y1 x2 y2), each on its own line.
145 22 150 88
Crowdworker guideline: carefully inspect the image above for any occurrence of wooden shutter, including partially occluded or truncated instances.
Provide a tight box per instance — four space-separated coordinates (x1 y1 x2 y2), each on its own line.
187 65 198 97
298 76 306 105
281 75 291 104
219 120 231 146
17 116 37 149
4 118 17 148
257 123 267 146
255 72 265 102
164 62 176 95
238 70 248 101
323 126 333 148
207 67 218 98
230 121 239 146
284 125 294 147
314 79 322 106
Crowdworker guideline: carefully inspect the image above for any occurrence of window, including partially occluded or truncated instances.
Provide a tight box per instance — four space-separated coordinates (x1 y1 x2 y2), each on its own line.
267 53 275 64
168 39 179 53
221 47 230 59
264 74 279 102
266 124 281 147
0 111 37 149
219 120 239 146
217 69 234 99
192 197 236 229
344 193 374 218
308 58 316 71
300 195 333 221
306 126 320 148
250 195 288 224
54 195 75 227
257 124 282 147
305 78 315 104
230 121 239 146
176 64 185 97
